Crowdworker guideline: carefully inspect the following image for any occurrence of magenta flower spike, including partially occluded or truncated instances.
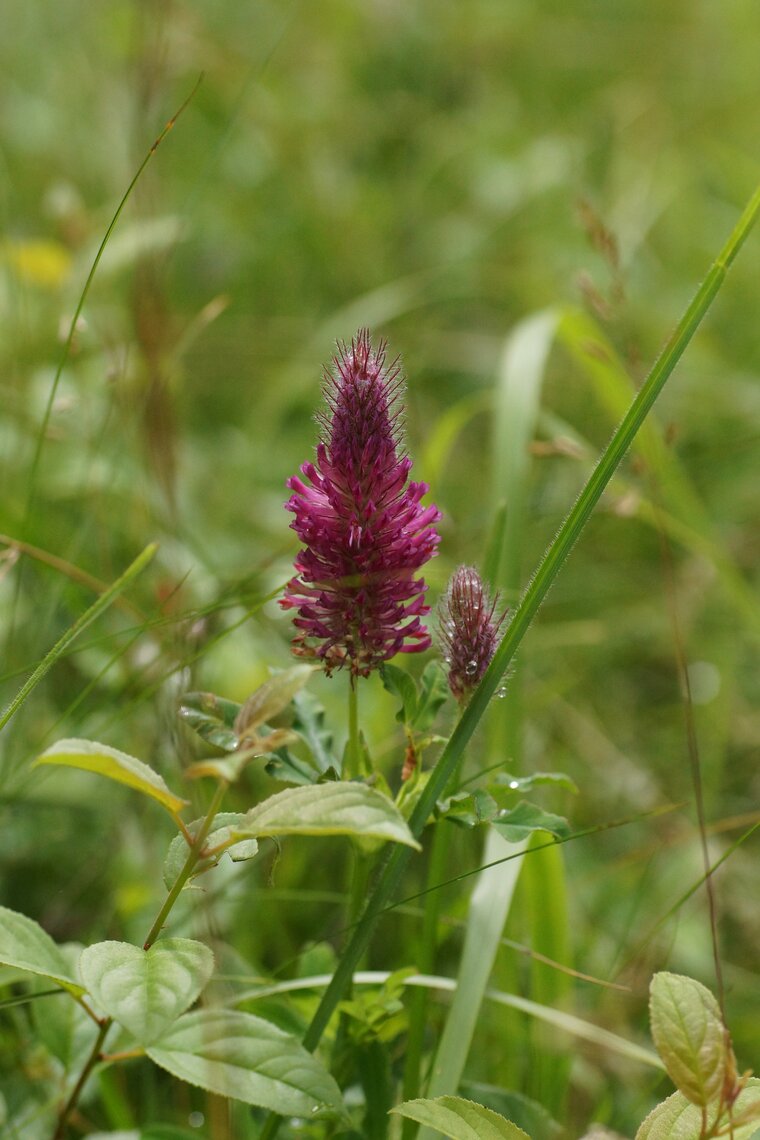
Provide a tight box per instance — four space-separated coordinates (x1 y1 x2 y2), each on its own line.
281 330 442 677
439 566 508 702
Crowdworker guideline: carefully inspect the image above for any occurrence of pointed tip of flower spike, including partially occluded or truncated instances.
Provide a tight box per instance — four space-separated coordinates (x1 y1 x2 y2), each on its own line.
282 330 441 677
438 565 508 702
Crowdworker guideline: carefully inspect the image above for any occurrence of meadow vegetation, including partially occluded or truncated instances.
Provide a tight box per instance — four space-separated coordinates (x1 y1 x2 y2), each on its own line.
1 3 759 1138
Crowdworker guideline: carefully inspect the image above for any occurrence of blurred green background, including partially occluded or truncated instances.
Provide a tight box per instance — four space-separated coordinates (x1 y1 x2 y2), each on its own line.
1 1 759 1136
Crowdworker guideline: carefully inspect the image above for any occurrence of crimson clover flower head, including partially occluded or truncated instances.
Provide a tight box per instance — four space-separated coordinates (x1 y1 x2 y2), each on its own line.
280 329 441 677
438 566 508 702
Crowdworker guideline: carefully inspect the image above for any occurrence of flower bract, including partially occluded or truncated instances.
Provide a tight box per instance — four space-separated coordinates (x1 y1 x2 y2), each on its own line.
439 566 507 701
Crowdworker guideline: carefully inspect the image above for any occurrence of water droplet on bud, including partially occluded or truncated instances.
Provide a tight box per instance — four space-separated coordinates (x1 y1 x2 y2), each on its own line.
465 659 478 675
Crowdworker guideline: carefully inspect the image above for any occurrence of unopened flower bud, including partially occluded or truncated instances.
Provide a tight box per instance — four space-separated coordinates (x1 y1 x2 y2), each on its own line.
438 566 507 701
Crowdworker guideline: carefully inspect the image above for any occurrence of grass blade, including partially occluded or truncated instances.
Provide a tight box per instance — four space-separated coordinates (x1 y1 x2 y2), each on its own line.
420 830 527 1124
22 82 201 521
414 310 559 1132
0 544 157 734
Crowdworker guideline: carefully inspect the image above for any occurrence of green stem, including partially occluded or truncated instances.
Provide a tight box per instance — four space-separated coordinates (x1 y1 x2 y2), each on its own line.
342 681 366 969
258 1114 282 1140
143 780 227 949
345 676 360 779
348 846 371 934
258 182 760 1137
400 817 449 1136
52 1018 112 1140
401 735 465 1126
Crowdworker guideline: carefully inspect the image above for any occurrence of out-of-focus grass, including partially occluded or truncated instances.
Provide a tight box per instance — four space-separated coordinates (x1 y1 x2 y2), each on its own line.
1 1 758 1135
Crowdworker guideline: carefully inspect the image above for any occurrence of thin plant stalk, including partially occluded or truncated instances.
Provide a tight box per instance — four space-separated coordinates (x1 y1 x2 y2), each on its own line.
22 80 201 524
400 815 450 1135
346 676 361 780
51 1019 112 1140
345 679 368 940
401 706 471 1121
143 780 228 950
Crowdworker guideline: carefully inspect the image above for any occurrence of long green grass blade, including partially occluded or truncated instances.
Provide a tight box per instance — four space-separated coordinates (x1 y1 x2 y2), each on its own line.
239 970 663 1072
268 183 760 1119
22 83 200 521
557 306 760 635
414 310 559 1133
421 830 527 1116
492 308 559 594
0 544 157 734
522 837 571 1113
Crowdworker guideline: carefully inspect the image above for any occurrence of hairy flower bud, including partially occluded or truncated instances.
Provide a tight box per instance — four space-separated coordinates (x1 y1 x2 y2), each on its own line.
438 566 507 701
281 330 441 677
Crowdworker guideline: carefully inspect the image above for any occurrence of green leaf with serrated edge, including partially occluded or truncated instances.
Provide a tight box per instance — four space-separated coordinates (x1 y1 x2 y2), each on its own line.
178 692 241 752
636 1081 760 1140
233 665 316 741
352 774 395 853
183 731 299 783
460 1083 562 1140
411 662 449 731
339 967 415 1045
79 939 214 1046
391 1095 531 1139
163 814 258 889
34 739 187 816
30 944 97 1071
265 748 326 786
649 972 728 1107
146 1008 345 1118
437 789 499 828
491 801 570 842
380 662 419 725
492 771 579 795
0 905 83 995
291 688 338 774
233 782 421 849
268 752 341 786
